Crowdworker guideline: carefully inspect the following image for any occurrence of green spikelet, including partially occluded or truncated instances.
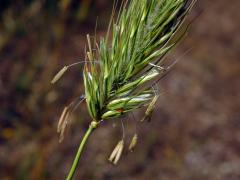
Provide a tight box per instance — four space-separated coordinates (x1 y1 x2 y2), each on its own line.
83 0 196 121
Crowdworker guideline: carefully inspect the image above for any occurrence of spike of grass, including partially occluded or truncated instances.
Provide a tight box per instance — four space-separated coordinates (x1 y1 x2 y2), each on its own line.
53 0 197 179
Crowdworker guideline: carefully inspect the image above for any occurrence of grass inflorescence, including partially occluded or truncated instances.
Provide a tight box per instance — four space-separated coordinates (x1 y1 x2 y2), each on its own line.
52 0 196 179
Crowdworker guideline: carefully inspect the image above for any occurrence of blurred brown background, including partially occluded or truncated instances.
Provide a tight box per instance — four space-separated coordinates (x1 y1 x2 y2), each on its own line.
0 0 239 179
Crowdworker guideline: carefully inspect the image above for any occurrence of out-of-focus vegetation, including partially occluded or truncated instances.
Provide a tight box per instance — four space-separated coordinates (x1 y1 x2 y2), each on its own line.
0 0 107 139
0 0 111 179
0 0 240 179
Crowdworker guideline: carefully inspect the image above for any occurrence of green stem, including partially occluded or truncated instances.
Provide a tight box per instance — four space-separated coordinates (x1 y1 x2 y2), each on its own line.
66 122 97 180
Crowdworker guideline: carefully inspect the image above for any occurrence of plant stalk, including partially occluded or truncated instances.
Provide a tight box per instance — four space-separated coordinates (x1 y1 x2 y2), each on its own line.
66 121 97 180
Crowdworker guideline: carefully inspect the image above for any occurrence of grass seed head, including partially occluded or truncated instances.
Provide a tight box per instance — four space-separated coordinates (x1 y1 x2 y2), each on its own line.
53 1 196 177
83 0 196 122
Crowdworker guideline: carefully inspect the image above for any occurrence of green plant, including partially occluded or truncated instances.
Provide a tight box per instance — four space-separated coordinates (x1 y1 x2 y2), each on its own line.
52 0 196 179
